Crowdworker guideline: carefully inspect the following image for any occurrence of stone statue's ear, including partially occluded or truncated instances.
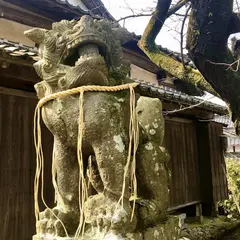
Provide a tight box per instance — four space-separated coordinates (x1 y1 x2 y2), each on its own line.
33 60 43 79
24 28 48 44
112 27 134 45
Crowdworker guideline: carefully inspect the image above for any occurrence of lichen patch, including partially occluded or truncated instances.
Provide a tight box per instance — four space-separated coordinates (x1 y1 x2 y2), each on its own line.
144 124 150 130
154 163 159 172
149 129 156 135
154 230 160 238
113 135 125 153
118 98 125 102
113 103 121 111
145 142 154 150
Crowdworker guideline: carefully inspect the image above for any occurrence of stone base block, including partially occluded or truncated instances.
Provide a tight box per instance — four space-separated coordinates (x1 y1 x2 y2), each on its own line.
33 216 181 240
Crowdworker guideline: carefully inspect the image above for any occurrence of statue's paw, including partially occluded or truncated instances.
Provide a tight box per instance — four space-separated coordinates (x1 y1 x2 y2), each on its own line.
84 194 136 234
137 199 161 227
94 205 130 232
37 207 78 237
85 195 115 231
92 206 112 231
38 209 54 235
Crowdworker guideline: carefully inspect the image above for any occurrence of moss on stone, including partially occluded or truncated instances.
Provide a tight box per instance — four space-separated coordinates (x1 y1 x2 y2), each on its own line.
138 42 217 96
181 217 240 240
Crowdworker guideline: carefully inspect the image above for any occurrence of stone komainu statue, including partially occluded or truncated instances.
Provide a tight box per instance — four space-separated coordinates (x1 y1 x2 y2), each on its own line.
25 15 179 240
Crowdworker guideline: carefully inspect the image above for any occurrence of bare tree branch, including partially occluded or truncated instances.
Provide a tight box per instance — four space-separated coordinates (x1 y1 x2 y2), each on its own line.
116 13 152 23
115 0 188 24
166 0 188 18
141 0 172 47
180 5 191 70
163 96 214 115
207 59 240 72
174 12 190 17
123 0 135 15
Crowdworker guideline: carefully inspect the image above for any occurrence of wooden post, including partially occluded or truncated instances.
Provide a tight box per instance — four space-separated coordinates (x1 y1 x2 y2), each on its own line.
196 203 203 223
196 122 215 216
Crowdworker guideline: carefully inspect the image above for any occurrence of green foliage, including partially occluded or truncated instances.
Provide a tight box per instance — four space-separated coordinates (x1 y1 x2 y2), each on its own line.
208 12 213 17
193 29 200 36
219 158 240 218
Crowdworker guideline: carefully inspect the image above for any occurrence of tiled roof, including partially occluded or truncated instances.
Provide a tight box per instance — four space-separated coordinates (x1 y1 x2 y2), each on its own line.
0 39 39 62
214 115 240 147
225 132 240 147
133 79 227 115
214 115 234 128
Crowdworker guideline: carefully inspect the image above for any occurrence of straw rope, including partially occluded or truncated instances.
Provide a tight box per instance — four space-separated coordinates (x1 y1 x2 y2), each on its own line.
34 82 139 238
37 83 139 108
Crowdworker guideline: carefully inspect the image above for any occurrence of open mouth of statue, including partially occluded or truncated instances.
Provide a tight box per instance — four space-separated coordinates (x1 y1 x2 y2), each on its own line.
63 38 108 67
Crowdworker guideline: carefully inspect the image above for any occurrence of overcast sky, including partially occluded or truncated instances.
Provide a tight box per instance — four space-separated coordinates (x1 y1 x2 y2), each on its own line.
101 0 185 52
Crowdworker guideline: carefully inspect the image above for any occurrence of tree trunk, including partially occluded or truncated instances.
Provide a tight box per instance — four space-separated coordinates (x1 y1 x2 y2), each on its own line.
187 0 240 132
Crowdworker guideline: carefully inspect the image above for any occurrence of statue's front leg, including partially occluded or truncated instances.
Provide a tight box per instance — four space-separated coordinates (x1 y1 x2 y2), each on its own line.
136 144 170 227
37 137 79 237
84 134 137 238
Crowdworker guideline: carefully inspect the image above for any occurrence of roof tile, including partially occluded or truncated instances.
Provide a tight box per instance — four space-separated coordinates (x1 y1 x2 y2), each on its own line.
0 38 38 61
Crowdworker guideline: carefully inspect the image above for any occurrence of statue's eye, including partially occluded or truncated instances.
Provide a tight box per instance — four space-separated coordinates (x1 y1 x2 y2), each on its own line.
43 62 53 72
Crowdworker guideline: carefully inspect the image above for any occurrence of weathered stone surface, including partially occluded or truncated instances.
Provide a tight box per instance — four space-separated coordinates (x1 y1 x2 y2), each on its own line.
143 216 181 240
25 16 174 239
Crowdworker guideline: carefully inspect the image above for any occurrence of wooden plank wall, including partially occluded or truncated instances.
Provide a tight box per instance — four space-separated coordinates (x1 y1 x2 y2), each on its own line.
165 118 200 208
0 92 53 240
208 122 228 202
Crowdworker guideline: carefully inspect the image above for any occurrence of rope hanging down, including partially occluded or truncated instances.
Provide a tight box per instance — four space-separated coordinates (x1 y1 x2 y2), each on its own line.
33 82 139 237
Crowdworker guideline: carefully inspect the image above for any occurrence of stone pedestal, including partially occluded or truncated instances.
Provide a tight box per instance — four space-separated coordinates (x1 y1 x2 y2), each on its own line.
33 216 181 240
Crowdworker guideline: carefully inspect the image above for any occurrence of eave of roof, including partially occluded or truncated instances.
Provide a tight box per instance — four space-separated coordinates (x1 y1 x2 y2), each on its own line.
81 0 114 20
32 0 114 20
134 79 227 116
48 0 93 15
214 115 233 128
3 0 114 26
0 38 228 115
